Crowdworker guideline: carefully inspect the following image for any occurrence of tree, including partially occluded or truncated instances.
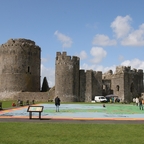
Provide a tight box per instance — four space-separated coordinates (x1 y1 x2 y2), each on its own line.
41 77 50 92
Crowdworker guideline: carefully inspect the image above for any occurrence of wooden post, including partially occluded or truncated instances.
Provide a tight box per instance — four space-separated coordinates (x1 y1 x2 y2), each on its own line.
29 112 32 119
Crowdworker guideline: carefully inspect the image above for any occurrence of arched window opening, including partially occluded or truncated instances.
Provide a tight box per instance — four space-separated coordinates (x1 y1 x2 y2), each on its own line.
116 85 119 91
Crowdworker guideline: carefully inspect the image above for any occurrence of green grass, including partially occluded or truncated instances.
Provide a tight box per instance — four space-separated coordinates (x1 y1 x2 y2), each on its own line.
0 102 144 143
0 100 129 109
0 101 45 109
0 122 143 144
0 101 15 109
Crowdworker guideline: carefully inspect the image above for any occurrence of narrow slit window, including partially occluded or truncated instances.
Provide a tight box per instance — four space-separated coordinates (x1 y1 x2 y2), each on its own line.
28 66 30 73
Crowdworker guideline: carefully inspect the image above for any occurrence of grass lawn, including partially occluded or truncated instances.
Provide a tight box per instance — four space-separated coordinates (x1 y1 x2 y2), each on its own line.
0 101 143 144
0 122 143 144
0 101 44 109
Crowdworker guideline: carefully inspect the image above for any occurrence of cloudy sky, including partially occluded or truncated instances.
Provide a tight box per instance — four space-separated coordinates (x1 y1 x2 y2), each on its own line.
0 0 144 87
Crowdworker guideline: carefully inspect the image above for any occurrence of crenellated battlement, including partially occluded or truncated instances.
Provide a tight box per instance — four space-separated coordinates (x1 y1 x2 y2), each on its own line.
95 71 102 74
103 70 113 79
0 38 40 50
80 69 102 75
79 69 85 72
138 69 143 73
115 66 130 73
115 65 143 74
56 51 79 62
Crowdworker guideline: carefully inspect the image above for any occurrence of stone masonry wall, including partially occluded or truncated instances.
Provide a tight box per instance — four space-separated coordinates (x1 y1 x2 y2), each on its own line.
0 39 41 92
85 70 93 102
79 70 86 102
0 92 49 102
55 52 80 102
92 71 102 99
111 73 125 101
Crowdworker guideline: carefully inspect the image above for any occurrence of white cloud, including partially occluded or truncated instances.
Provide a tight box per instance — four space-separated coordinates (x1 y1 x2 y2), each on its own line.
41 58 48 63
118 55 125 62
86 23 97 29
80 63 98 70
41 64 55 88
90 47 107 64
41 55 51 63
121 58 144 70
54 31 73 48
121 23 144 46
79 50 87 60
111 15 132 39
92 34 117 46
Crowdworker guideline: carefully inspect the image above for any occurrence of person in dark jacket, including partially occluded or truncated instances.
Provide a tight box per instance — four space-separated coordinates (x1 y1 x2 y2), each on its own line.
55 96 61 112
139 97 143 110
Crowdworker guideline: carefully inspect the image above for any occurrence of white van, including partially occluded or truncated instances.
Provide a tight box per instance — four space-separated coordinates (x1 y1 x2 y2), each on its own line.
94 96 107 102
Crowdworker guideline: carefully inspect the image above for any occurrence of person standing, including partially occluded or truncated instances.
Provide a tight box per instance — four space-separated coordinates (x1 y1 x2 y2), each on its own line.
139 97 143 110
133 97 136 105
136 97 139 106
55 96 61 112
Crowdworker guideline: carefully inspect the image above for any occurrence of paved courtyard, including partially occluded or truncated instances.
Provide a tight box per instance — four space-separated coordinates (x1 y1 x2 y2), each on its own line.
0 103 144 122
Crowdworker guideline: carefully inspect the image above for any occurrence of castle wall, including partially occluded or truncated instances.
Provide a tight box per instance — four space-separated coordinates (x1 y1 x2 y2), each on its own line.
111 73 125 101
13 92 49 102
102 80 112 96
84 70 102 102
102 70 113 95
110 66 143 102
79 70 86 102
92 71 102 99
0 39 41 92
55 52 80 102
135 70 143 94
85 70 93 102
123 69 143 102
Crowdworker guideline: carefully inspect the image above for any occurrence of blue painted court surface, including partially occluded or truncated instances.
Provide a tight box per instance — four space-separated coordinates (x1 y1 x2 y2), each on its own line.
0 104 144 120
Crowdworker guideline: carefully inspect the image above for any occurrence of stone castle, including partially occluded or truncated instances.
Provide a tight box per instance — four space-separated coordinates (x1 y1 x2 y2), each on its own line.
55 52 143 103
0 39 143 103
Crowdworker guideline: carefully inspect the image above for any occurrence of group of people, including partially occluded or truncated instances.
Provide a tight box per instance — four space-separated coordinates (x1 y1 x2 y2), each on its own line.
12 99 35 107
109 97 120 103
133 97 144 110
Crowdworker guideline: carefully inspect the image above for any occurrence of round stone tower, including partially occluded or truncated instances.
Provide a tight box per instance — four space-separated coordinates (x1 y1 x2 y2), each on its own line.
0 38 41 92
55 52 80 102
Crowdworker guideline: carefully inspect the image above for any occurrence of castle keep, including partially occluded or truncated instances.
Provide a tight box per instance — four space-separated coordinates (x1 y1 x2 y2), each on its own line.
55 52 80 102
55 52 143 103
0 39 41 92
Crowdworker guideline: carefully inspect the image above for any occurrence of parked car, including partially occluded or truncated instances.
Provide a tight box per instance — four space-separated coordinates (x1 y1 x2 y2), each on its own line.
94 96 107 102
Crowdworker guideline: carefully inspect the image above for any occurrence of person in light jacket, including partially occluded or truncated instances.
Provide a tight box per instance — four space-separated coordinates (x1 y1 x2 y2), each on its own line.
136 97 139 106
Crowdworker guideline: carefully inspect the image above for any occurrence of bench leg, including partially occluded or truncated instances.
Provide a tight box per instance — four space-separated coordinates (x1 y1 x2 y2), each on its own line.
29 112 32 119
39 112 41 119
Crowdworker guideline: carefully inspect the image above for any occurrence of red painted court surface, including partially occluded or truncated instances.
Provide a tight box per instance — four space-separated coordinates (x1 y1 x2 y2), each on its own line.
0 104 144 121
